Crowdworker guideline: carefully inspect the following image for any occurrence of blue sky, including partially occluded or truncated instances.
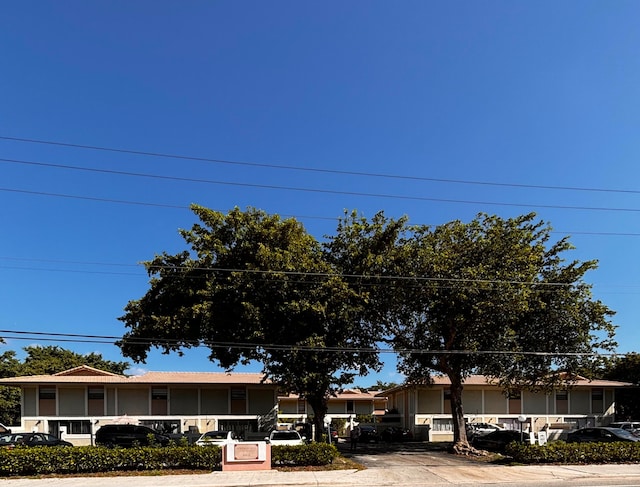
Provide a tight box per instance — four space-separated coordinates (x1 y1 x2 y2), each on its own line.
1 1 640 386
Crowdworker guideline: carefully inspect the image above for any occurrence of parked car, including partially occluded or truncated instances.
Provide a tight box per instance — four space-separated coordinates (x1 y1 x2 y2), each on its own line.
381 427 413 442
566 427 640 443
0 432 72 448
195 430 240 446
266 430 305 446
608 422 640 434
466 422 505 438
471 429 526 452
95 424 171 448
358 425 379 443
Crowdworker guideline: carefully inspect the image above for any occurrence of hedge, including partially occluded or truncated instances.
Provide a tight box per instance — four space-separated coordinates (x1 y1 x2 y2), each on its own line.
505 441 640 464
271 443 338 466
0 442 338 477
0 445 222 476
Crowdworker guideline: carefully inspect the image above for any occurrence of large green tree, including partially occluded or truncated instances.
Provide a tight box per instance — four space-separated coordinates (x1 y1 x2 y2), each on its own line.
0 346 129 425
118 206 401 440
602 353 640 385
387 213 616 452
600 353 640 420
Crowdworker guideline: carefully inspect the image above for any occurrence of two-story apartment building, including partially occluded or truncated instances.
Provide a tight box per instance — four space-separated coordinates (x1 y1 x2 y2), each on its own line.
0 365 278 445
381 375 633 441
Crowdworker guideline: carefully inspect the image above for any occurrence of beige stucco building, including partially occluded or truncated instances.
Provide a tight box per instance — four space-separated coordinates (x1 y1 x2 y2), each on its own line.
0 365 278 445
381 375 633 441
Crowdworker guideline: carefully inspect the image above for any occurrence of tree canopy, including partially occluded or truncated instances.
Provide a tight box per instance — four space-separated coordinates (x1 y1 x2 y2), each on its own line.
386 213 616 451
118 206 402 440
118 208 615 448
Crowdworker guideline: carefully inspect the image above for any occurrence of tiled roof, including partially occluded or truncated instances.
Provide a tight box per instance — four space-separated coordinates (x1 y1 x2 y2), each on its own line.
280 389 386 401
0 368 270 386
379 374 634 394
53 365 121 377
128 371 269 385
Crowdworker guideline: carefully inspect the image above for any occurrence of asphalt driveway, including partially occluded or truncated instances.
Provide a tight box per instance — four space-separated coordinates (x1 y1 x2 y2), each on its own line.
337 440 482 468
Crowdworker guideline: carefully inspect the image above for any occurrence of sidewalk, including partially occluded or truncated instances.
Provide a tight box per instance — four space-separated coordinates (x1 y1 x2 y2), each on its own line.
3 464 640 487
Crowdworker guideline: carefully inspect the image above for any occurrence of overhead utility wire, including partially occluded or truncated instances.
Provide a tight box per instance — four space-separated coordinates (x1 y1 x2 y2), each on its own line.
3 173 640 213
2 135 639 195
0 257 579 288
0 187 187 209
0 258 633 292
0 329 621 357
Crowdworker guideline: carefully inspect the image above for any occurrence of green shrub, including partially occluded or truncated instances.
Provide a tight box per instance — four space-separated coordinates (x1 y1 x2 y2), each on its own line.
505 441 640 464
271 443 338 466
0 442 338 477
0 445 221 477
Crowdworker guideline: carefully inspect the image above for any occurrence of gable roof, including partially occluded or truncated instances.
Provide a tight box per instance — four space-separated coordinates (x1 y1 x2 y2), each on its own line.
0 366 270 386
53 365 121 377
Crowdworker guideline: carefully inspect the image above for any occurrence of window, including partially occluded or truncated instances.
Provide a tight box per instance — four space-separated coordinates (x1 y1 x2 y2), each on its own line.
39 387 56 400
556 390 569 414
39 387 57 416
346 400 355 413
297 399 306 414
88 387 104 400
49 420 91 435
231 388 246 401
151 388 168 400
591 388 604 413
443 389 452 414
151 387 168 415
140 419 180 435
508 391 521 414
432 418 453 432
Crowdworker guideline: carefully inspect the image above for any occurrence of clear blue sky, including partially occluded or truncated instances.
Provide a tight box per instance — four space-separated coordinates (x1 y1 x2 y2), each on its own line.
1 1 640 385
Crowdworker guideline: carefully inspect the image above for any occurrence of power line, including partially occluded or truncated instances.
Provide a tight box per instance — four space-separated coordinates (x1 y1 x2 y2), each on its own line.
0 257 591 288
0 187 188 209
3 135 640 196
4 176 640 214
0 329 622 357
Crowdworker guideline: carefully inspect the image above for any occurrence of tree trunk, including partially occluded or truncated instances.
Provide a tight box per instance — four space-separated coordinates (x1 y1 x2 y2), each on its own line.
448 375 473 454
306 394 329 443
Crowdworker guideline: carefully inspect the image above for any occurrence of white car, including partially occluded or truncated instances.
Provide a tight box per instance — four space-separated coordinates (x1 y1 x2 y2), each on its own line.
467 422 505 437
195 430 240 446
266 430 305 446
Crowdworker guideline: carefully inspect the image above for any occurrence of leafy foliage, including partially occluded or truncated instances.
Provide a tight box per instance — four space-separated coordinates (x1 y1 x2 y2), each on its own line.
387 213 616 446
602 353 640 385
0 443 338 476
506 441 640 464
271 443 338 466
0 445 221 477
119 206 402 440
18 346 129 376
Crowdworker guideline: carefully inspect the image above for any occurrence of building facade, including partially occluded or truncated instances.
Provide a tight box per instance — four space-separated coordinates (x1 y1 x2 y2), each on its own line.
279 389 387 424
382 375 633 441
0 365 278 445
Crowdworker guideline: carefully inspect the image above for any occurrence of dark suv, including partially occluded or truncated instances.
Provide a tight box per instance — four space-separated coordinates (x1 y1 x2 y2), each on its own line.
95 424 170 448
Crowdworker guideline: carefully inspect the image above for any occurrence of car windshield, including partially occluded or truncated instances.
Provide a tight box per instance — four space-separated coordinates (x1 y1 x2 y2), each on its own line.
203 432 228 440
272 431 300 440
611 428 638 440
